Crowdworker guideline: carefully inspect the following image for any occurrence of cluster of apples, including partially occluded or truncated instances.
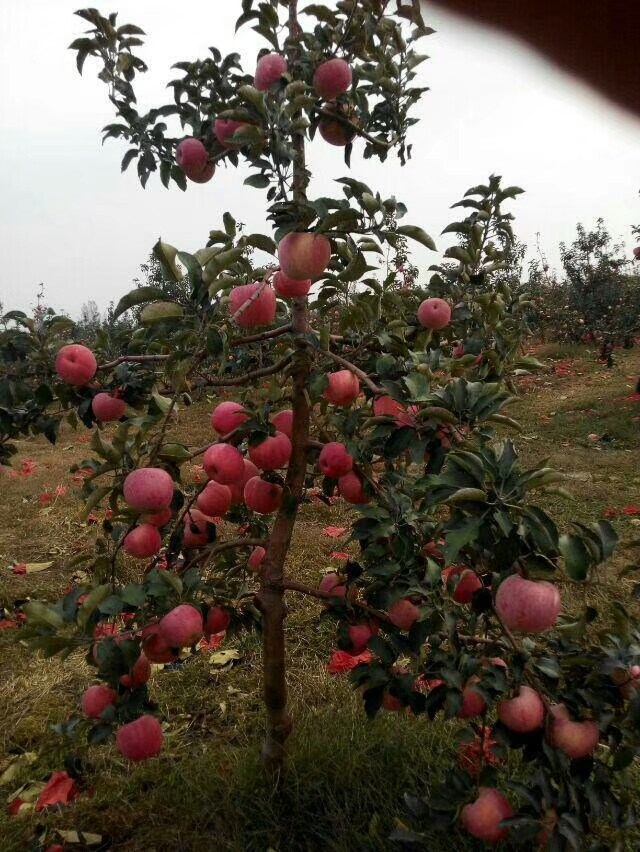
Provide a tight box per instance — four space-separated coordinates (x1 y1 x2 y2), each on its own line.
83 600 232 760
55 343 127 421
175 53 355 185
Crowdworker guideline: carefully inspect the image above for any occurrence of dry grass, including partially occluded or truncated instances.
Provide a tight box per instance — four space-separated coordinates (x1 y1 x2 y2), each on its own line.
0 342 639 851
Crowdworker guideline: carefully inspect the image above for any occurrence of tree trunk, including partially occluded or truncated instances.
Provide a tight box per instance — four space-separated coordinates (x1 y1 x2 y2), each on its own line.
257 0 310 781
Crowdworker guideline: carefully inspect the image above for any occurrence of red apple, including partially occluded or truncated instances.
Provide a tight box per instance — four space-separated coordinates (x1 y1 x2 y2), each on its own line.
497 685 545 733
320 573 344 596
273 271 312 298
457 676 487 719
495 574 561 633
158 604 203 648
324 370 360 406
277 232 331 280
547 705 599 758
229 458 260 503
248 432 292 470
271 409 293 438
372 395 416 426
633 247 640 259
254 53 288 90
196 480 232 517
338 471 369 505
313 58 352 100
120 652 151 688
319 442 353 478
244 476 283 514
453 570 482 604
388 598 420 631
142 625 178 664
55 343 97 385
175 137 213 182
82 684 117 718
318 108 357 146
417 297 452 330
204 606 231 636
452 343 464 358
461 787 512 842
92 392 126 422
203 443 245 484
214 118 249 148
229 282 276 328
382 690 402 712
123 524 162 559
182 507 214 549
116 715 163 761
248 546 266 572
123 468 174 512
141 506 173 527
211 401 249 435
348 623 375 654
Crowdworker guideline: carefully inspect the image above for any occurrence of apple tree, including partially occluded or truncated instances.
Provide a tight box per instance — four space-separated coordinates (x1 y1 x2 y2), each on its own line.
4 2 640 848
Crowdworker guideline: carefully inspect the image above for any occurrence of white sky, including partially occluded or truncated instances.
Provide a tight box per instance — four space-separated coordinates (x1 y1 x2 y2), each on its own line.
1 0 639 318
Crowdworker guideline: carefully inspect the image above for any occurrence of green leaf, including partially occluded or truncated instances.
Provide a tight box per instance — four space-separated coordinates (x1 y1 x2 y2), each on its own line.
394 225 436 251
244 173 270 189
594 519 618 561
139 301 184 324
559 534 591 581
152 239 183 282
77 584 113 630
445 488 487 504
157 443 192 463
23 601 64 630
112 286 165 320
403 372 430 401
443 517 482 564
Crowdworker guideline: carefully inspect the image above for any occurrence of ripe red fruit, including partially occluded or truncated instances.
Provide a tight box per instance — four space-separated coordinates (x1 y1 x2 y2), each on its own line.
116 715 163 762
452 569 482 604
324 370 360 406
388 598 420 631
55 344 97 385
495 574 561 633
142 625 178 664
338 471 369 505
203 443 245 484
319 442 353 478
273 270 312 298
182 508 214 549
244 476 283 514
457 677 487 719
313 58 352 100
248 432 292 470
278 232 331 280
123 524 162 559
417 297 452 330
82 684 117 718
158 604 203 648
452 343 464 358
120 653 151 688
229 282 276 328
196 480 232 517
123 467 174 512
214 118 249 148
497 685 545 733
382 690 402 712
461 787 513 842
211 401 249 435
175 137 213 182
204 606 231 636
254 53 288 90
92 392 126 422
348 623 375 654
633 247 640 259
547 705 599 758
141 506 173 527
248 546 266 572
229 458 260 503
271 409 293 438
318 108 357 147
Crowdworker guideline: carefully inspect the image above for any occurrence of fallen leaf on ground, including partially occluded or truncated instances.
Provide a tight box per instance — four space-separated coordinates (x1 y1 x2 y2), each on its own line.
35 771 80 811
322 526 347 538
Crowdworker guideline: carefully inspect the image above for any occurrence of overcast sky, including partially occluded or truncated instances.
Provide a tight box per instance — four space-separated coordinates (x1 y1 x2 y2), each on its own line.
1 0 639 319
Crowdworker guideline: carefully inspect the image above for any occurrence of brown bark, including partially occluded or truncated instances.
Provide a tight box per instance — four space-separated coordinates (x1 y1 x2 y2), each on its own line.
256 0 312 781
